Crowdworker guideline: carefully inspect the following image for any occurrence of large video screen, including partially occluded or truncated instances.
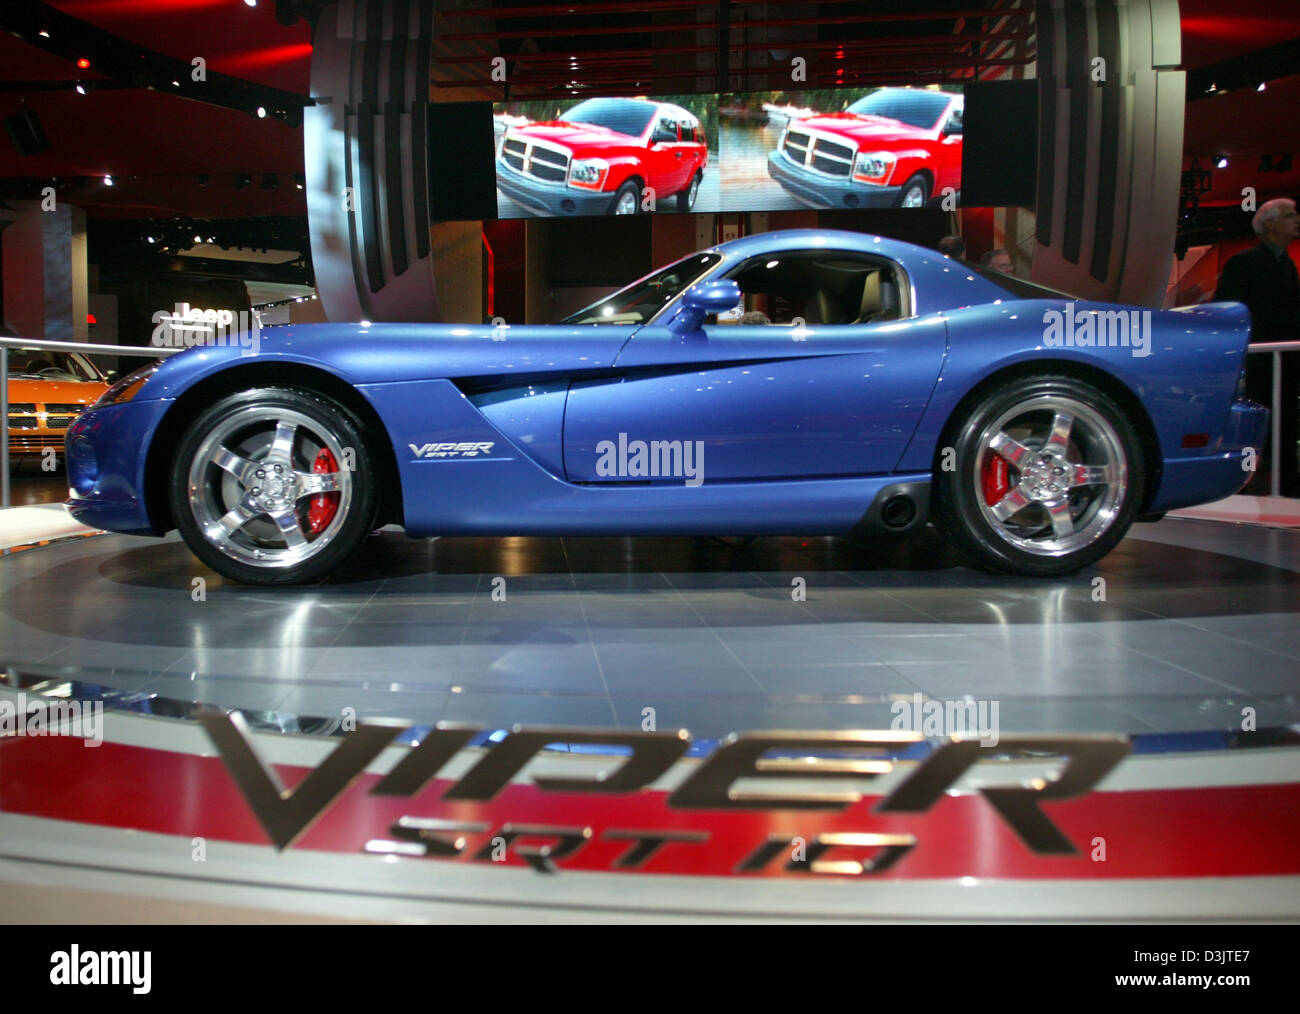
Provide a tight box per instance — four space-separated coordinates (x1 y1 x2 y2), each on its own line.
491 85 963 219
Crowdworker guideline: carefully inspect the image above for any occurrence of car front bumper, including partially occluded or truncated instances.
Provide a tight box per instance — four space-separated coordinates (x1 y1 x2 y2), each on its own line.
64 398 173 535
766 150 903 209
495 159 617 216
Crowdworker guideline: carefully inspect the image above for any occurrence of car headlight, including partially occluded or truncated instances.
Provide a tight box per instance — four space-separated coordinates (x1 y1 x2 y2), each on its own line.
568 157 609 190
853 151 896 184
95 361 163 408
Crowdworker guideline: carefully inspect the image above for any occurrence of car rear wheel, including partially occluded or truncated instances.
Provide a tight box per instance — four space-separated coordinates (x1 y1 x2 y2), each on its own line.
935 376 1143 576
895 173 929 208
611 181 640 215
170 387 377 585
677 172 701 212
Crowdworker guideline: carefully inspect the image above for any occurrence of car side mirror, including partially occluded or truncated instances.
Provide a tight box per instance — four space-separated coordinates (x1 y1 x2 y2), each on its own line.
666 279 742 337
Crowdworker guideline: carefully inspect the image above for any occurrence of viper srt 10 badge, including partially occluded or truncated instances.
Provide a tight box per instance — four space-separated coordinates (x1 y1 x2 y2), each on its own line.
200 715 1131 876
409 441 495 459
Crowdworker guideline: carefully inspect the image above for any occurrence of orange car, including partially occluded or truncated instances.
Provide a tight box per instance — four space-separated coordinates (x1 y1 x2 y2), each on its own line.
6 347 109 458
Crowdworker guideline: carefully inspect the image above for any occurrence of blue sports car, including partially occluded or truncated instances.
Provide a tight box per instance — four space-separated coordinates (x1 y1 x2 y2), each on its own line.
65 229 1266 584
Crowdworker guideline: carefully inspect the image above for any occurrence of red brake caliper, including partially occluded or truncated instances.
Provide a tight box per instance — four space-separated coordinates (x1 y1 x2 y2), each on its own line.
306 448 339 534
981 452 1010 507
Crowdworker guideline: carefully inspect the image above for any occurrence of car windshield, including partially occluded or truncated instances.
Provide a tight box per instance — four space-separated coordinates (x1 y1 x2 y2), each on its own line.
846 89 952 130
967 266 1079 301
561 253 723 325
561 98 658 138
8 349 101 382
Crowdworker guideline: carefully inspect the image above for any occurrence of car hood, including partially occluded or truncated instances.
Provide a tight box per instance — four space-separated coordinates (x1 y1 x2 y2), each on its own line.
508 121 640 152
792 113 927 145
6 378 108 403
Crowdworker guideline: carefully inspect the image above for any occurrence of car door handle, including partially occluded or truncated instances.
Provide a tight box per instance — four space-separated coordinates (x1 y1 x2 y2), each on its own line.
674 151 682 158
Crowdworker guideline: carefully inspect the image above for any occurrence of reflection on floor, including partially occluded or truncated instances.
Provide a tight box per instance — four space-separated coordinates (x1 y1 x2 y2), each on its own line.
3 519 1298 739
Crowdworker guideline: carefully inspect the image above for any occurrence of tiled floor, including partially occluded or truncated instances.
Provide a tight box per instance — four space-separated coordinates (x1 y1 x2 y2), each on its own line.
3 519 1298 738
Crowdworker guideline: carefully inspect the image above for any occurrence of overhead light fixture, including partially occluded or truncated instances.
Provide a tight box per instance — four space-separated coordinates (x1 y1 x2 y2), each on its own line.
76 58 90 69
244 0 258 6
193 234 202 243
38 30 50 39
1258 82 1267 91
103 174 113 186
75 84 85 95
1216 157 1229 169
146 235 155 243
256 106 267 118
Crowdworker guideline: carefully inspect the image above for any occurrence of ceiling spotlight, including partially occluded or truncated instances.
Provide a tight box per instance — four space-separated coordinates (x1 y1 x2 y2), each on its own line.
360 319 371 328
193 234 202 243
294 172 305 190
235 174 251 189
172 80 180 88
256 106 267 118
1216 157 1229 169
103 175 113 186
76 58 90 69
1258 82 1267 91
75 84 85 95
244 0 258 6
146 235 155 244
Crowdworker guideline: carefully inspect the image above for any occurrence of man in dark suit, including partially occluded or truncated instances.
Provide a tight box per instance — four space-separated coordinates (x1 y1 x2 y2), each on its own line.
1215 198 1300 495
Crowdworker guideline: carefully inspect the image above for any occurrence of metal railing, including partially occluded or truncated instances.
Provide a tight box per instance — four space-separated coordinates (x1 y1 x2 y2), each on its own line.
3 336 1298 508
1247 340 1300 499
1 337 178 509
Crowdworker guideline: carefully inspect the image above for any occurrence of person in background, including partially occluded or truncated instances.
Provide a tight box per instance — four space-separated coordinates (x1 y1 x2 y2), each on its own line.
937 235 966 260
740 310 771 325
1214 197 1300 496
980 248 1014 274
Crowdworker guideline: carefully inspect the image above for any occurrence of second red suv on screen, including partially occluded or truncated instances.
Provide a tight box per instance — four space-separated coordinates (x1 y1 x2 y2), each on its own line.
767 87 963 210
497 97 708 216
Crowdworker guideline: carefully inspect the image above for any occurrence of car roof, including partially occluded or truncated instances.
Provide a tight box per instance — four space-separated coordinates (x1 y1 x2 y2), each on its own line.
707 228 935 264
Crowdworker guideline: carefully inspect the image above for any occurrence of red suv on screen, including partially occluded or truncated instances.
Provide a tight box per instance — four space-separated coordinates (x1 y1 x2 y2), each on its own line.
767 87 963 209
497 98 707 216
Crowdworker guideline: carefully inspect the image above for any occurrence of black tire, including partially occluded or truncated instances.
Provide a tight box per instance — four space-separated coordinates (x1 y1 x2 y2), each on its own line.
610 179 641 215
676 171 702 212
934 375 1144 577
170 386 378 585
894 173 930 209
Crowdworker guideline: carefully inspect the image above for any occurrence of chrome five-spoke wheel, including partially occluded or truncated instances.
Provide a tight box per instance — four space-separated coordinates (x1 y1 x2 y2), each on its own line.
974 395 1126 557
171 388 376 584
936 376 1144 576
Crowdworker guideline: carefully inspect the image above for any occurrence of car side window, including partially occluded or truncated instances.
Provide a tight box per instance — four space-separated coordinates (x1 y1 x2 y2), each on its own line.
652 116 679 144
714 250 907 327
944 107 963 135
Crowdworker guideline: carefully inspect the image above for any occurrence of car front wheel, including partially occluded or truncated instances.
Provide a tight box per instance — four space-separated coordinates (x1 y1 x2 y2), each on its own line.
611 181 640 215
935 376 1144 576
170 387 377 585
895 173 929 208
